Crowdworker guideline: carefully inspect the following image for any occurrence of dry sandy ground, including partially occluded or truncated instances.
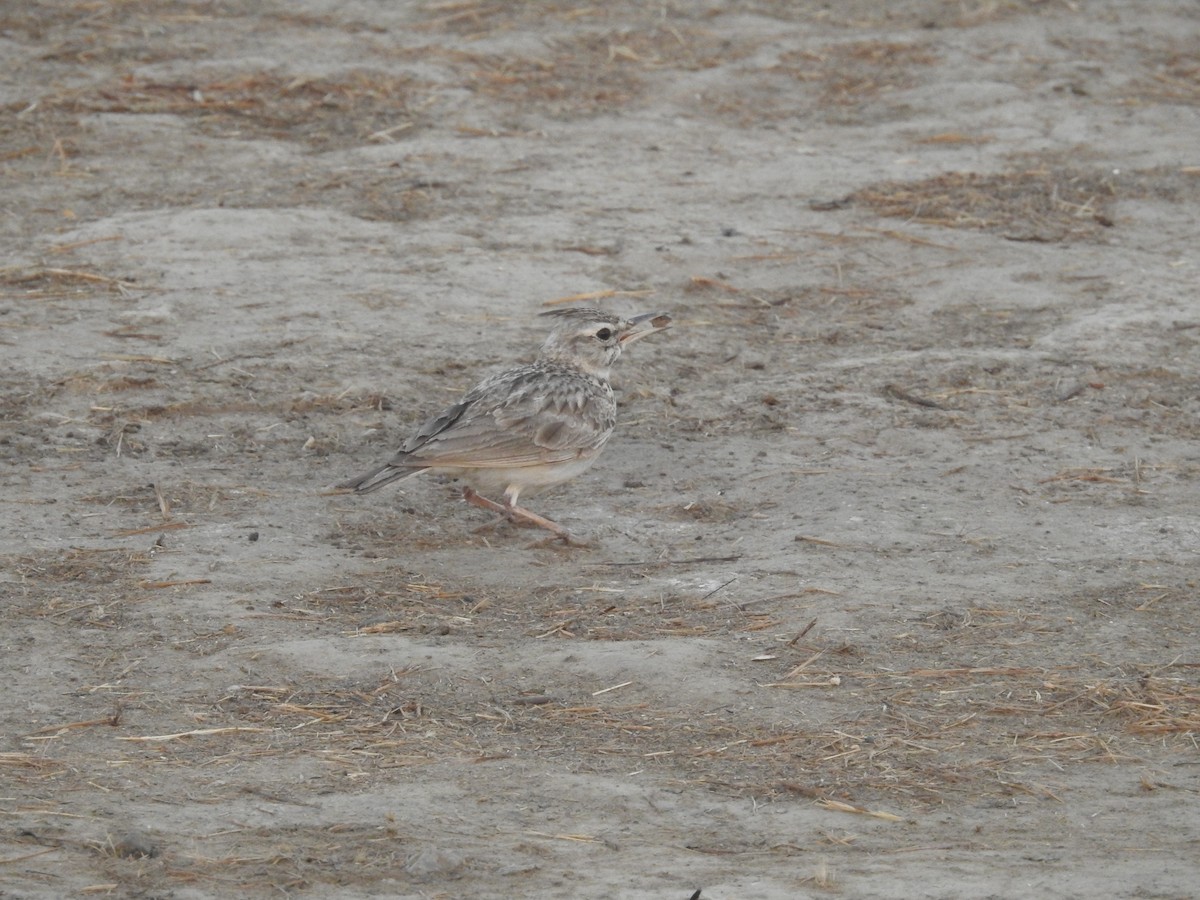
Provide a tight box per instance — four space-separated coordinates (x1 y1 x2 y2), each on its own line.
3 1 1199 898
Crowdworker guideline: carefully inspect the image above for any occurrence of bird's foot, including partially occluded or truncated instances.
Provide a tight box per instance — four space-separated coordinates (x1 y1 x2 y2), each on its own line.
525 532 590 550
506 505 588 547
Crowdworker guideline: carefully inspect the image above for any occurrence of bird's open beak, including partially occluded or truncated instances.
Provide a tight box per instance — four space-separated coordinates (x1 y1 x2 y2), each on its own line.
619 312 672 345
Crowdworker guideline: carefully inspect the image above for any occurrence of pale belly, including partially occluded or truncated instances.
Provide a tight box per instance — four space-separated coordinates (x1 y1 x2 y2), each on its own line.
431 454 600 501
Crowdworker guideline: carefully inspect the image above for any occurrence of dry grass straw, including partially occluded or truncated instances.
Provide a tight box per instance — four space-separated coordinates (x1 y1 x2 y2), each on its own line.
43 71 427 150
817 798 903 822
778 40 938 105
853 167 1118 238
12 549 1193 816
447 24 748 117
0 266 136 299
1128 48 1200 106
854 163 1199 242
11 547 150 590
8 572 1196 894
0 751 67 773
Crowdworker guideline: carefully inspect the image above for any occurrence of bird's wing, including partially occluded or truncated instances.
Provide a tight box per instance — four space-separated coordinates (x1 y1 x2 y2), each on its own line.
400 366 615 469
402 398 472 453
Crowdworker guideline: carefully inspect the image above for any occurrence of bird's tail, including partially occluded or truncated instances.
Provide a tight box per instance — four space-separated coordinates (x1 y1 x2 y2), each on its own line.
335 463 428 494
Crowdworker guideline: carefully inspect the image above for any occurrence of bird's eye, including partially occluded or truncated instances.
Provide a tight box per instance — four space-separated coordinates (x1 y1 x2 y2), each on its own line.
595 327 613 341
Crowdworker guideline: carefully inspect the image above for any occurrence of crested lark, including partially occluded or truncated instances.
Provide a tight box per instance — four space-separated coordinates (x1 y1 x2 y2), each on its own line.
337 307 671 544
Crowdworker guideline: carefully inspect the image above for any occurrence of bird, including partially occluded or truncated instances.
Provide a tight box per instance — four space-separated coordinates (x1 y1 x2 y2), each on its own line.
336 307 672 544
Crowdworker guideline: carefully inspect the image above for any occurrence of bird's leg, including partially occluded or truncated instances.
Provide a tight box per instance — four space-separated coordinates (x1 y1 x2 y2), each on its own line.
462 486 582 546
462 487 513 533
499 486 572 543
462 486 508 517
463 486 542 533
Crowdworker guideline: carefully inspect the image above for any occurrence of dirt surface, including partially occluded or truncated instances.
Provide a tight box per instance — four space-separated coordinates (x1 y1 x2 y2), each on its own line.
3 2 1199 898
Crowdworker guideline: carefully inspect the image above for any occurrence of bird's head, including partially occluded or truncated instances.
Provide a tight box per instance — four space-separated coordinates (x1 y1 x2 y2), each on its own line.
537 307 672 378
